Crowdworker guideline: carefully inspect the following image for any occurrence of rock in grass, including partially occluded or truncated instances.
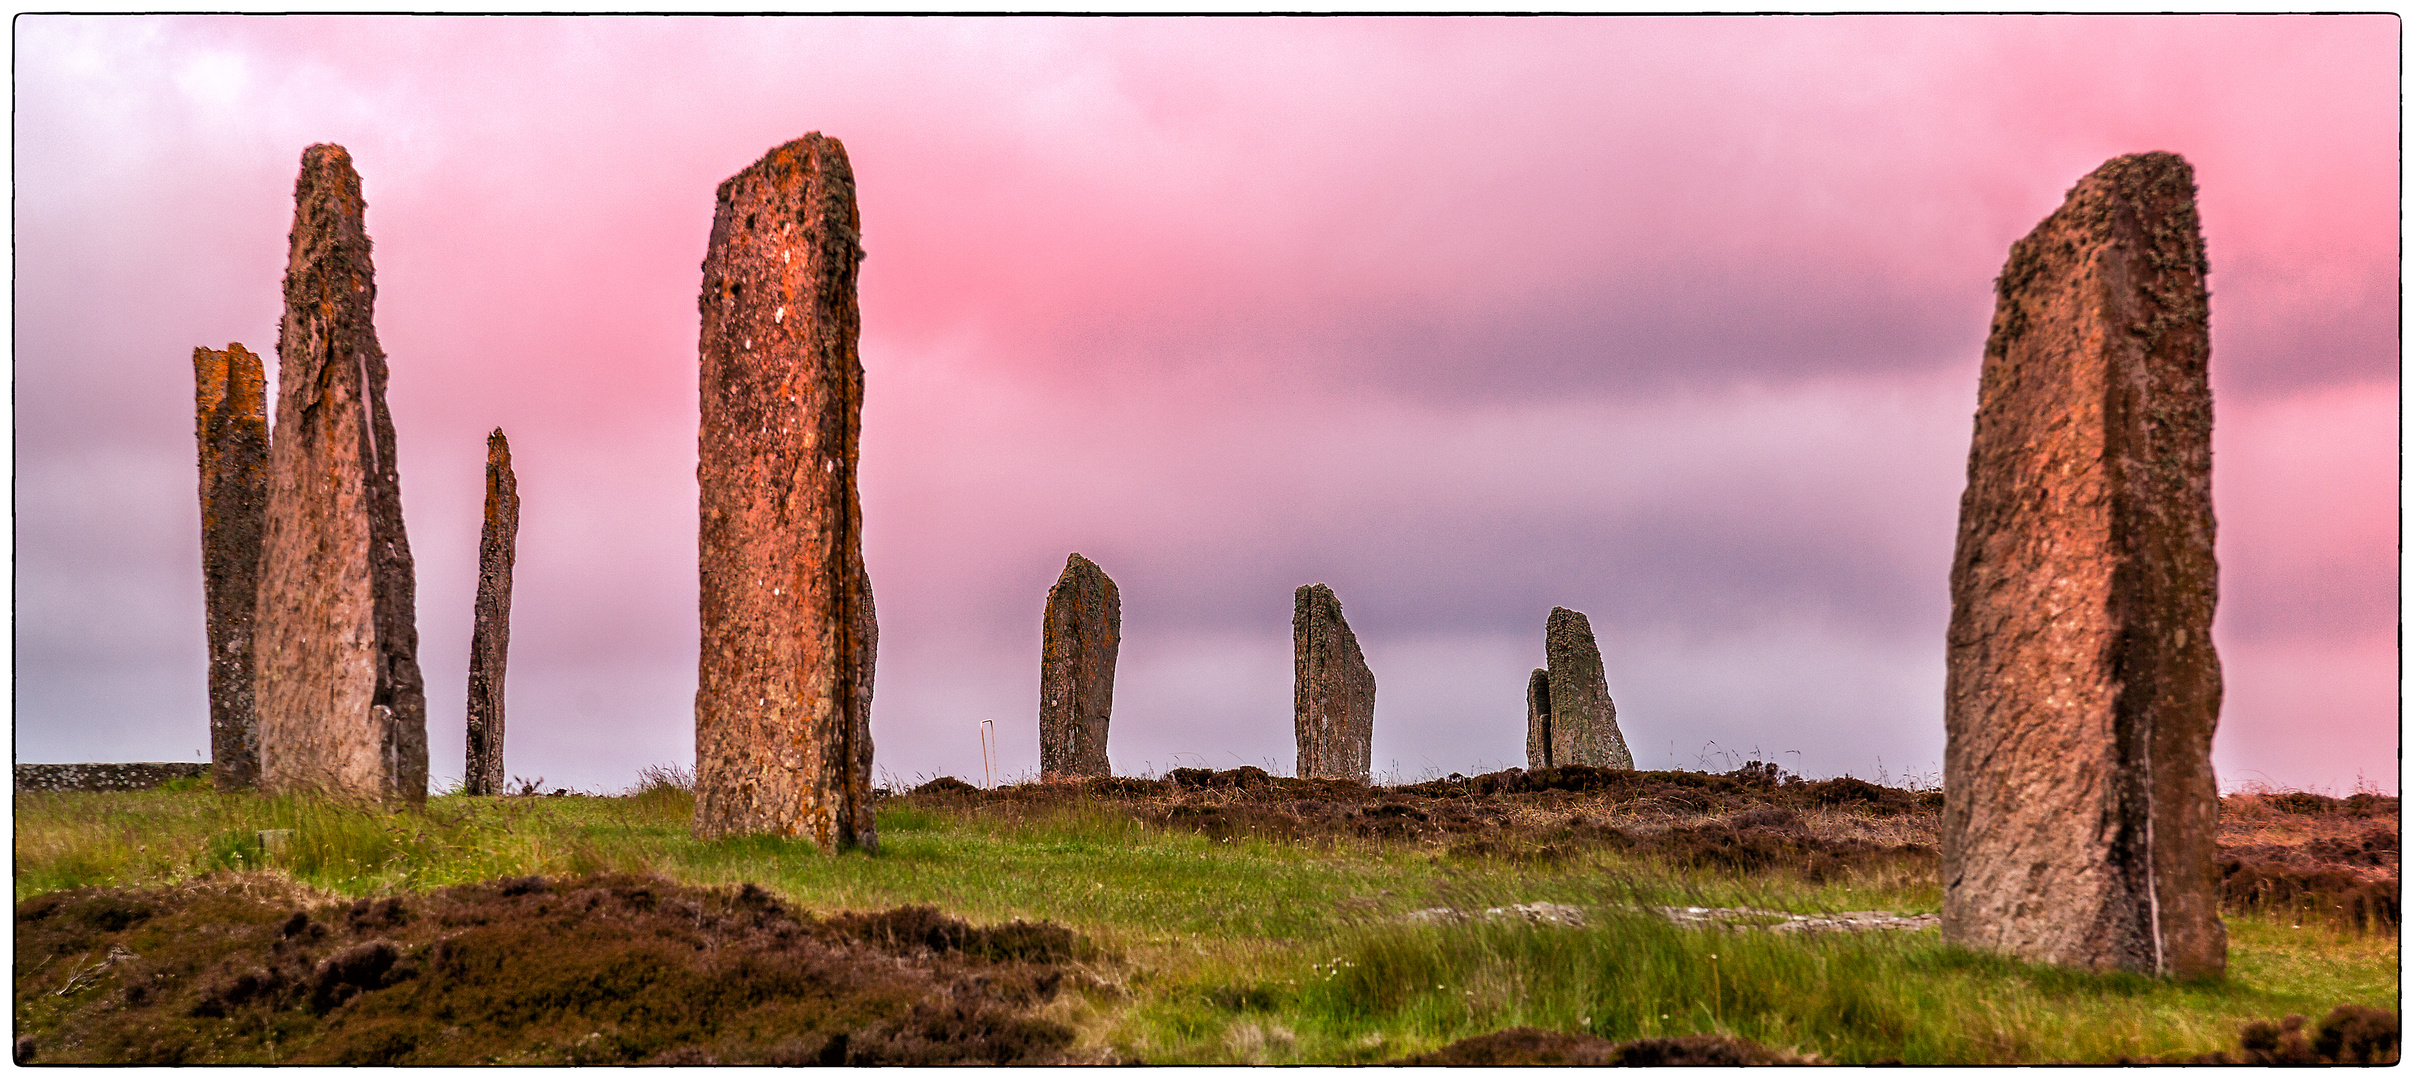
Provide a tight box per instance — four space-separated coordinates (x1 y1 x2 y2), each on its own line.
464 429 519 796
253 144 428 804
1039 553 1120 780
1292 584 1374 782
692 133 878 851
1943 152 2225 979
194 343 269 791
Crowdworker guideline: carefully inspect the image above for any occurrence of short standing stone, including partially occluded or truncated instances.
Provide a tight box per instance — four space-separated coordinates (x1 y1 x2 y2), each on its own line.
464 428 519 796
252 145 428 803
194 343 269 791
1293 584 1374 782
1943 151 2224 979
1542 607 1632 770
1525 668 1552 770
1039 553 1120 780
693 133 878 851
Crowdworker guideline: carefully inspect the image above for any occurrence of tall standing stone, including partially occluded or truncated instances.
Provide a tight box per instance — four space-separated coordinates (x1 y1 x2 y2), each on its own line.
1039 553 1120 780
694 133 878 851
1293 584 1374 782
1943 152 2224 979
194 343 269 791
1524 668 1552 770
253 144 428 804
1539 607 1632 770
464 428 520 796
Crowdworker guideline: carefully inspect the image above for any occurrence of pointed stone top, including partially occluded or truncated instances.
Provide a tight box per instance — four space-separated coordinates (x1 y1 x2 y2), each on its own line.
285 143 372 286
716 133 854 217
2008 152 2205 290
2063 151 2195 206
1297 582 1342 615
292 143 364 219
1064 552 1098 572
193 343 263 418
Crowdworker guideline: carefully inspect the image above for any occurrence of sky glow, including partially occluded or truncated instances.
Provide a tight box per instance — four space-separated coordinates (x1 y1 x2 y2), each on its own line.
12 15 2399 794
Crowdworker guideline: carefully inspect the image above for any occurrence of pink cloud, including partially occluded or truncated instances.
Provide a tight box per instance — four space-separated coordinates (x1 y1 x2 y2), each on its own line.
11 16 2396 793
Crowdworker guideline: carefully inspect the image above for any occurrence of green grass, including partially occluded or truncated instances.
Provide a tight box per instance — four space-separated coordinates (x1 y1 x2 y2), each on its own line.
12 787 2396 1064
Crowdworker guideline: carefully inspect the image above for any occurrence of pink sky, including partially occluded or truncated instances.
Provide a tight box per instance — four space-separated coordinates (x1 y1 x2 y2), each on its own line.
13 16 2399 793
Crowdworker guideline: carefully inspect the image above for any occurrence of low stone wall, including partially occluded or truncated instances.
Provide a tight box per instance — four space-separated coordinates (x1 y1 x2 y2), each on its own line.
14 762 207 793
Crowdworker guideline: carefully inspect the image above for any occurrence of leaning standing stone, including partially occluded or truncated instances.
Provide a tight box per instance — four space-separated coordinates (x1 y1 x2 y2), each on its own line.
1524 667 1552 770
693 133 878 851
252 145 429 804
1293 583 1374 782
1039 553 1120 780
194 343 269 791
1943 152 2224 979
464 428 519 796
1542 607 1632 770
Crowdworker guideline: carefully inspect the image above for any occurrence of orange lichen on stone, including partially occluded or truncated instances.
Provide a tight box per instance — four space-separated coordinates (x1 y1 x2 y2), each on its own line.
693 133 877 851
464 428 519 796
253 144 428 805
1943 151 2224 978
194 343 269 791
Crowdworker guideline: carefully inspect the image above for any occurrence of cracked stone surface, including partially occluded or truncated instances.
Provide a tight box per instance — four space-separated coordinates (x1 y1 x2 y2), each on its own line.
194 343 269 791
1293 584 1374 783
1525 668 1552 770
1539 607 1632 770
1039 553 1120 780
464 428 519 796
693 133 878 852
253 144 427 804
1944 151 2224 979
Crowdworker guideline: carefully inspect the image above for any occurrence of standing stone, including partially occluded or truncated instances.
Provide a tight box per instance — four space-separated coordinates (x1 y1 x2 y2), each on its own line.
1524 668 1552 770
1293 584 1374 782
694 133 878 852
464 429 520 796
194 343 269 791
1943 152 2224 979
1039 553 1120 780
1540 607 1632 770
253 144 428 804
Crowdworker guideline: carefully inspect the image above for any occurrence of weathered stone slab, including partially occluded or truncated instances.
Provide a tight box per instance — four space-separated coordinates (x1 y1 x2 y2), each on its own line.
464 428 520 796
253 144 428 804
1525 668 1552 770
194 342 269 791
1943 152 2224 979
1541 607 1632 770
1293 583 1374 782
694 133 878 851
1039 553 1120 780
14 762 207 793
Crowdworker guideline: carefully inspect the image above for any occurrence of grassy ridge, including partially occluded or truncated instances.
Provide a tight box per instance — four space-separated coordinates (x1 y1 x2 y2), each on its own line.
12 783 2397 1064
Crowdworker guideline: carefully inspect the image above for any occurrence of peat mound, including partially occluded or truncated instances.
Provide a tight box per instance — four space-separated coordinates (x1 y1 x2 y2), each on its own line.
14 872 1089 1066
895 765 1944 882
1387 1026 1820 1065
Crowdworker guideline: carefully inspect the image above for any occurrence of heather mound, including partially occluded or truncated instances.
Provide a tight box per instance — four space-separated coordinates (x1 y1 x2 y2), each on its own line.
14 872 1087 1065
1387 1026 1820 1065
